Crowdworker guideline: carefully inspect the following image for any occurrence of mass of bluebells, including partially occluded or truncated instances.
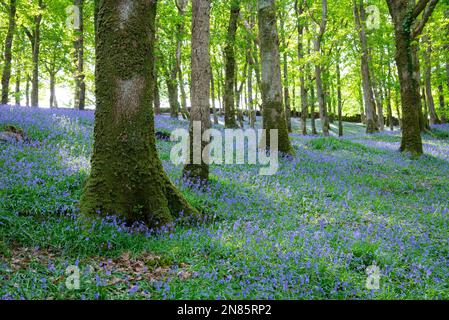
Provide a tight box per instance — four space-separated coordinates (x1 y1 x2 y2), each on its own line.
1 104 449 300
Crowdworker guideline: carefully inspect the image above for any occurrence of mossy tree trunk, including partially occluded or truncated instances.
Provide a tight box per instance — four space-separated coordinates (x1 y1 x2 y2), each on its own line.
1 0 17 105
80 0 198 227
183 0 211 183
224 1 240 128
386 0 439 156
258 0 293 154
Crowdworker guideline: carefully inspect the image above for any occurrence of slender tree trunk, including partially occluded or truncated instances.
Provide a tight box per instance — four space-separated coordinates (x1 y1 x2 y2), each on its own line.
25 75 30 107
248 64 255 128
386 87 394 131
422 86 429 128
183 0 211 182
354 0 377 133
423 36 440 125
14 67 21 106
310 78 317 135
29 0 43 107
153 59 161 115
314 0 330 136
258 0 293 154
295 0 308 136
74 0 86 110
336 52 343 137
1 0 17 105
211 69 218 124
224 1 240 128
395 89 402 129
437 63 446 123
166 70 179 118
49 72 56 108
217 67 223 115
176 0 189 119
280 18 292 133
81 0 197 226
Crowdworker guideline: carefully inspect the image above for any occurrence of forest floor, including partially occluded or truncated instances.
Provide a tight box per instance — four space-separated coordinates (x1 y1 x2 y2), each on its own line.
1 105 449 300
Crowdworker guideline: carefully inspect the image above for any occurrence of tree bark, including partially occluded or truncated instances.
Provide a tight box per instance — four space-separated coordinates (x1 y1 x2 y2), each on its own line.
354 0 378 133
314 0 330 136
153 58 161 115
336 51 343 137
14 72 21 106
28 0 43 107
423 35 440 125
25 75 30 107
80 0 197 227
224 1 240 128
183 0 211 182
258 0 293 154
1 0 17 105
74 0 86 110
280 17 292 133
49 72 57 108
176 0 189 119
166 71 180 118
386 0 440 155
211 69 219 125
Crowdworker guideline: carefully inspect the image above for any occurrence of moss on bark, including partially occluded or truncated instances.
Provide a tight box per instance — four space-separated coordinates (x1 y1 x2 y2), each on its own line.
80 0 198 228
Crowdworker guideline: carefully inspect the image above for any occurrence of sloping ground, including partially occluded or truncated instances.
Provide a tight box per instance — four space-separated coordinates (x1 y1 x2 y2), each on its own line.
1 105 448 299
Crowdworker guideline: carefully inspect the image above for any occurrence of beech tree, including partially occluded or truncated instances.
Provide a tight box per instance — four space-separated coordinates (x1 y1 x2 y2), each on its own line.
386 0 440 155
183 0 211 182
1 0 16 105
80 0 197 226
258 0 293 154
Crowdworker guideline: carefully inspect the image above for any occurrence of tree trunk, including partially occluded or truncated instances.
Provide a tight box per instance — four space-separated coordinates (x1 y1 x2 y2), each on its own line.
354 0 378 133
336 52 343 137
296 5 308 136
25 75 30 107
258 0 293 154
14 68 21 106
248 64 256 128
224 1 239 128
1 0 17 105
310 78 317 135
80 0 197 227
49 73 56 108
176 0 189 119
423 36 440 125
280 18 292 133
387 0 429 155
153 59 161 115
30 0 43 107
183 0 211 182
437 63 446 123
74 0 86 110
314 0 330 136
166 72 179 118
211 70 218 125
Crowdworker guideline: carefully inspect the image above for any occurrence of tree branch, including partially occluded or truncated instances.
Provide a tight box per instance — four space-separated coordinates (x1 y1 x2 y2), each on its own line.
412 0 431 19
412 0 439 38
